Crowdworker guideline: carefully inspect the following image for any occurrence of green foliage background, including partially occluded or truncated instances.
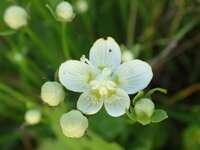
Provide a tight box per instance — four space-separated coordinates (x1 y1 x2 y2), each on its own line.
0 0 200 150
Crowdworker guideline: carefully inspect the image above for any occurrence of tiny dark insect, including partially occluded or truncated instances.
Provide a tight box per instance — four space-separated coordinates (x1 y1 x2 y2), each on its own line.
109 49 112 52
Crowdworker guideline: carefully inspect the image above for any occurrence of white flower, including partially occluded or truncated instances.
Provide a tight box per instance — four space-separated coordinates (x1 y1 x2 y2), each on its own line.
59 37 153 117
122 50 134 62
4 5 28 30
55 1 75 22
41 81 65 106
134 98 155 119
60 110 88 138
75 0 88 13
25 109 41 125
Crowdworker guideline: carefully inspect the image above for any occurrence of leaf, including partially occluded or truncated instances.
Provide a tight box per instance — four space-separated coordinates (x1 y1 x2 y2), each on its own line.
37 138 69 150
173 19 198 41
151 109 168 123
89 109 127 140
132 91 144 105
183 125 200 150
145 88 167 99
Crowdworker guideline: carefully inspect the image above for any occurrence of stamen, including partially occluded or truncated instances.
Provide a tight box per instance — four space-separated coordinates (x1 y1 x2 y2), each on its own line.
80 55 86 63
90 80 116 96
106 81 115 90
90 80 100 90
99 87 108 96
102 68 112 77
80 55 97 71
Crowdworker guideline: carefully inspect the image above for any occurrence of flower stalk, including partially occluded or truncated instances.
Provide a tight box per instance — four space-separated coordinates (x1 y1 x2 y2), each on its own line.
61 22 71 60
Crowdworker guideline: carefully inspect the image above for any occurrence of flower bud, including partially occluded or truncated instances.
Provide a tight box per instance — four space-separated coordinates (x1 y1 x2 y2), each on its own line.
4 5 28 30
122 50 134 62
55 1 75 22
134 98 155 119
25 109 41 125
75 0 88 13
60 110 88 138
12 52 24 63
41 81 65 106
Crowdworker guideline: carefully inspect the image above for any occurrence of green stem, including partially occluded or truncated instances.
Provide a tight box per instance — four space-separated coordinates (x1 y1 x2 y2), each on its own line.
145 88 167 99
81 14 93 42
61 23 71 60
168 0 184 37
5 37 42 87
24 27 53 62
0 92 24 110
0 83 34 103
118 0 128 32
132 91 144 104
167 83 200 105
19 63 42 87
127 0 138 48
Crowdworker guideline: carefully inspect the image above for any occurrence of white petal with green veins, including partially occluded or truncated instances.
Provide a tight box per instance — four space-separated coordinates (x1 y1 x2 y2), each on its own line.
104 89 130 117
113 59 153 94
77 91 103 115
59 60 92 92
89 37 121 71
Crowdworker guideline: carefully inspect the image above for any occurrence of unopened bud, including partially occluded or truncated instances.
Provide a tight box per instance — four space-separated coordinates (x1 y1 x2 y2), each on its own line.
76 0 88 13
4 5 28 29
135 98 155 119
25 109 41 125
60 110 88 138
122 50 134 62
41 81 65 106
55 1 75 22
12 52 24 63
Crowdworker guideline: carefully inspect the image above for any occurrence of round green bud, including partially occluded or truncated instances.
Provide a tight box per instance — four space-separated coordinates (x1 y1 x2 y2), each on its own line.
4 5 28 30
134 98 155 119
41 81 65 106
55 1 75 22
60 110 88 138
76 0 88 13
122 50 134 62
25 109 41 125
12 52 24 63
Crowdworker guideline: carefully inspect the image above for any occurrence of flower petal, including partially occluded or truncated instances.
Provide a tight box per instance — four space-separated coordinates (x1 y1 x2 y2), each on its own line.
59 60 92 92
104 89 130 117
89 37 121 71
113 60 153 94
77 91 103 115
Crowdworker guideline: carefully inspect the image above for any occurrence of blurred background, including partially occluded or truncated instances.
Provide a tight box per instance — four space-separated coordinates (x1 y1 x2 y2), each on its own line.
0 0 200 150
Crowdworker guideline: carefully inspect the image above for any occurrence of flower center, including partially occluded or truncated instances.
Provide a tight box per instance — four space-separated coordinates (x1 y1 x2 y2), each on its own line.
81 55 116 96
90 80 116 96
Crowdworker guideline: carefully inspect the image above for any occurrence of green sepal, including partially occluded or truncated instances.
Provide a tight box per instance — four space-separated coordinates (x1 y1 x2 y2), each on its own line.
150 109 168 123
54 69 59 82
132 91 144 105
45 4 58 21
126 107 136 121
137 118 151 125
145 88 167 99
